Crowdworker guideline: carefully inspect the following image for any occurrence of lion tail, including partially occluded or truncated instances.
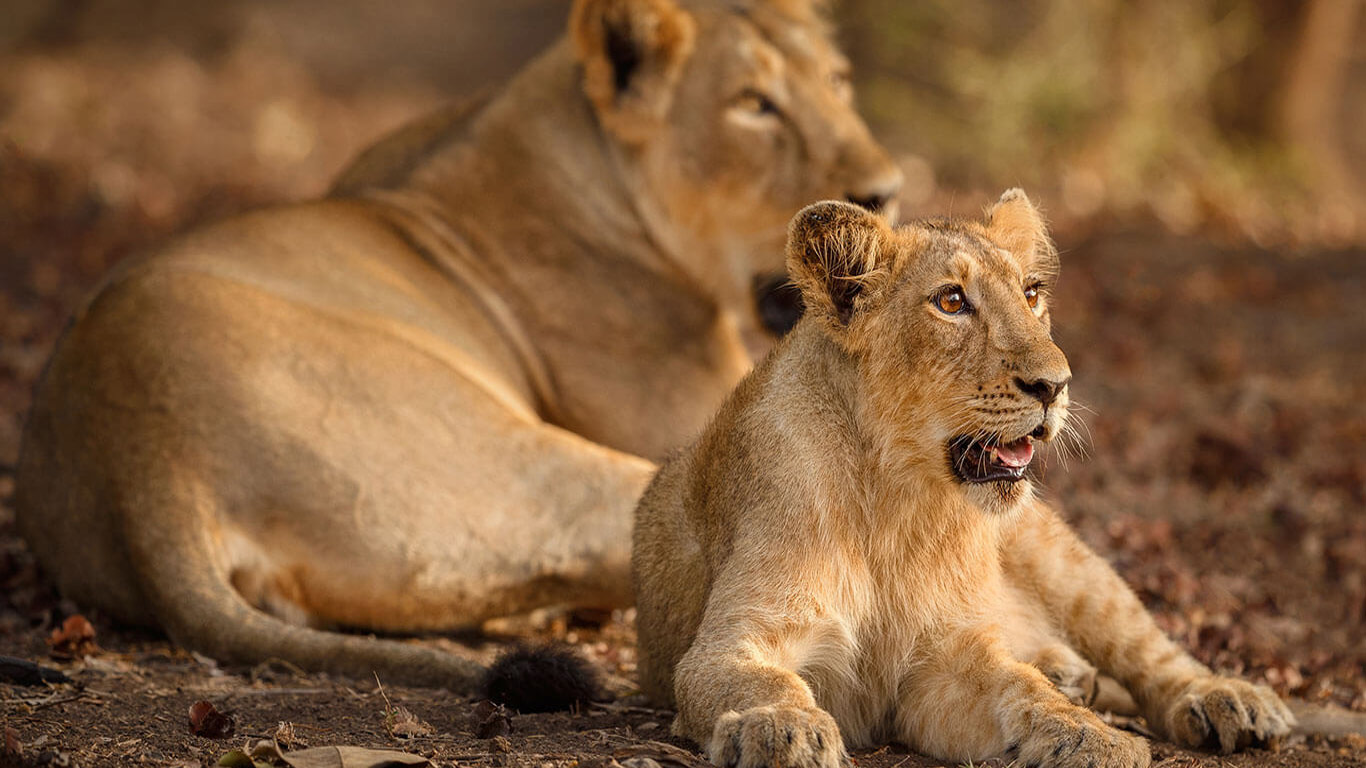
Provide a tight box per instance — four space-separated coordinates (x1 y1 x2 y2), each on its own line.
483 641 608 712
131 501 614 702
131 513 487 692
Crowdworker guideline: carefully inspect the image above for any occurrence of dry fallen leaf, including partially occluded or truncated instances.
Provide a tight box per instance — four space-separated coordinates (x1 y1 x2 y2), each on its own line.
244 741 430 768
216 749 270 768
614 741 710 768
385 706 433 739
472 700 511 739
282 747 430 768
4 725 21 756
275 721 308 751
189 700 236 739
46 615 98 660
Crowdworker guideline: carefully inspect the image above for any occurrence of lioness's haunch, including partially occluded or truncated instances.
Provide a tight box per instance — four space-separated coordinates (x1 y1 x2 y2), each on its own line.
632 193 1295 767
15 0 901 688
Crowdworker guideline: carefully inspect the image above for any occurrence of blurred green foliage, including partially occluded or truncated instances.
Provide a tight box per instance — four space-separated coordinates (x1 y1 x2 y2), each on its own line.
1 0 1360 244
844 0 1363 244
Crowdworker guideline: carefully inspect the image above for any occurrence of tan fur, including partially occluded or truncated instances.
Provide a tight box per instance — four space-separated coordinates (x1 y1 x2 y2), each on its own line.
15 0 901 689
633 193 1294 767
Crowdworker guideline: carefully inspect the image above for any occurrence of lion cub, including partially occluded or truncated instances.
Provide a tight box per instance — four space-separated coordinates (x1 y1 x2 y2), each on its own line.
632 192 1294 768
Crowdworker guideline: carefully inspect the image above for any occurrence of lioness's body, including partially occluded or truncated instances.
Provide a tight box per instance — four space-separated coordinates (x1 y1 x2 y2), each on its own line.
634 196 1293 767
17 0 900 687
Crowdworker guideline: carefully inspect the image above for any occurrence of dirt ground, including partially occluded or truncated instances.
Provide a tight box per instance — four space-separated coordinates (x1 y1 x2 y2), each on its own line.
3 8 1366 768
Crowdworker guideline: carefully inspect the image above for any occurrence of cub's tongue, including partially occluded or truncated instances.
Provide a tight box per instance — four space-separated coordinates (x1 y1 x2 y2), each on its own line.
993 438 1034 468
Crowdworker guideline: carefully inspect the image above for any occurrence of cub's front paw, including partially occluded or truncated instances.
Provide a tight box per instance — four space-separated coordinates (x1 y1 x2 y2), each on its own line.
708 705 844 768
1150 676 1294 753
1014 704 1150 768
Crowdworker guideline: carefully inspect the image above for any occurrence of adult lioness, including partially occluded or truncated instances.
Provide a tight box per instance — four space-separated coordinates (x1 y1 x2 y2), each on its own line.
633 194 1294 767
15 0 901 689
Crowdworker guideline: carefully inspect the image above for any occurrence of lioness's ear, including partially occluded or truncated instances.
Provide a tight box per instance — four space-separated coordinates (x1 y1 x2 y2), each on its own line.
985 188 1058 271
786 200 892 327
570 0 696 144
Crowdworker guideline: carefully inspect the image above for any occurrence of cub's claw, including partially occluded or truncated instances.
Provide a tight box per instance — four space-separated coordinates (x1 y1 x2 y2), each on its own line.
1013 703 1150 768
1153 676 1295 753
708 705 845 768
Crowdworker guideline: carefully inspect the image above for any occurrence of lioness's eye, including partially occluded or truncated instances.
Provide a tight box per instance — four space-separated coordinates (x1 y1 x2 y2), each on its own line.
1024 282 1043 309
933 287 969 315
830 69 853 99
735 89 780 117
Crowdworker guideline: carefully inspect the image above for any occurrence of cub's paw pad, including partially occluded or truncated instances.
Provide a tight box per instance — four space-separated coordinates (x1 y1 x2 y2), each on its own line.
1032 647 1099 707
1157 676 1295 753
1014 705 1150 768
708 705 844 768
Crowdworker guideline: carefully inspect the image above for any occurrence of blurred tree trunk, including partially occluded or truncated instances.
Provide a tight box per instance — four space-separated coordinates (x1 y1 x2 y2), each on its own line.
1277 0 1364 205
838 0 876 89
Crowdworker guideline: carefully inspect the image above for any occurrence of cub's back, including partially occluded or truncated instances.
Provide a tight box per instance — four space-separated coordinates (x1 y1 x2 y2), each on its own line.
631 326 844 705
632 450 709 705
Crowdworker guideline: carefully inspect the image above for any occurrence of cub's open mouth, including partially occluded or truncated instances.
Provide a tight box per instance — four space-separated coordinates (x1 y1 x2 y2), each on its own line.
948 434 1035 483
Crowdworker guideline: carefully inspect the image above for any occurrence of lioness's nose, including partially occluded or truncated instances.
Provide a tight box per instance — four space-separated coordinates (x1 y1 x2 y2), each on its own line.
845 170 903 213
1015 375 1070 406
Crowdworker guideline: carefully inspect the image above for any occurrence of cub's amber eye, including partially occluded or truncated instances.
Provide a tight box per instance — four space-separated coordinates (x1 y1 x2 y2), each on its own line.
933 287 969 315
1024 283 1041 309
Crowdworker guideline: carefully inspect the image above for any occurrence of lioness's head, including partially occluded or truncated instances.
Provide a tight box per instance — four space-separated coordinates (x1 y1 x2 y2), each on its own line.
570 0 902 335
786 190 1072 512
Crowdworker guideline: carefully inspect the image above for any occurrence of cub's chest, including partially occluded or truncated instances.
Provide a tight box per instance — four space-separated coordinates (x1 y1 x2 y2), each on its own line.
791 607 924 748
788 528 1008 744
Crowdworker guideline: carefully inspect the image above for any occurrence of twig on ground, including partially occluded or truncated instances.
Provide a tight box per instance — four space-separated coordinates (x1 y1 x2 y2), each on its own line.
226 688 334 696
29 691 100 711
590 702 673 717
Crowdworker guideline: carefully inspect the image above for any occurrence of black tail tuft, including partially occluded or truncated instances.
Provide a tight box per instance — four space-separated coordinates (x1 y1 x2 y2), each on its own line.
482 641 606 713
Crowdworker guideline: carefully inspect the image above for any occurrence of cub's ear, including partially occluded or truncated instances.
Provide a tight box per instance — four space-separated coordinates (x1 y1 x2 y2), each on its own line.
570 0 696 144
786 200 893 327
985 188 1058 272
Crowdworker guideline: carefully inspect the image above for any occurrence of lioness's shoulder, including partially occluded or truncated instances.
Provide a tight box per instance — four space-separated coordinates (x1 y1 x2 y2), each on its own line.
330 94 492 196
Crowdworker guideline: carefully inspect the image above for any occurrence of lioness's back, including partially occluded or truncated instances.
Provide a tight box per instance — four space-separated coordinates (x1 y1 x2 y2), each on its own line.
16 199 531 624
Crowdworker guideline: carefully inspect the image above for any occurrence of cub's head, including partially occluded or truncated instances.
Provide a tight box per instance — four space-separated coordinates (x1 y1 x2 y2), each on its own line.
570 0 902 335
787 190 1071 512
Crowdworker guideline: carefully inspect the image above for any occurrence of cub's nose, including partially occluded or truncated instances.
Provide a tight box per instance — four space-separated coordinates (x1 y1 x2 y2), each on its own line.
845 170 904 213
1015 375 1070 406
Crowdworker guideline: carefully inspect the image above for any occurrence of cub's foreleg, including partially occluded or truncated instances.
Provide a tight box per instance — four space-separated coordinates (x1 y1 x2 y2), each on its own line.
672 575 847 768
897 624 1149 768
1002 506 1294 752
